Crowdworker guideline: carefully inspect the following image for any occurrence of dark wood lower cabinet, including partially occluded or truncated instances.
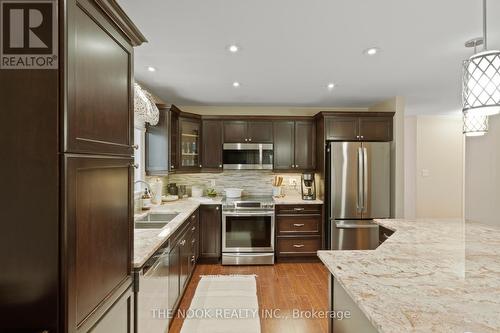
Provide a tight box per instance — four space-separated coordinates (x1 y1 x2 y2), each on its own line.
65 155 133 332
199 205 222 262
89 286 134 333
167 209 200 319
275 204 323 261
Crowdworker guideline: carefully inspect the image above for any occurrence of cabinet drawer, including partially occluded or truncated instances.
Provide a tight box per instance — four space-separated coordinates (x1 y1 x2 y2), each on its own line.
277 215 320 235
277 237 321 256
276 204 322 215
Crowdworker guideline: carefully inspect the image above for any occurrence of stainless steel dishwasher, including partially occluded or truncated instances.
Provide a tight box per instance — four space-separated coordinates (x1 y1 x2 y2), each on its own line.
134 241 170 333
331 220 379 250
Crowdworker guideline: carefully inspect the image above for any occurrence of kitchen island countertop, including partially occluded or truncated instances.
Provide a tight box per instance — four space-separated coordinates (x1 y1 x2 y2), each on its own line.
318 218 500 333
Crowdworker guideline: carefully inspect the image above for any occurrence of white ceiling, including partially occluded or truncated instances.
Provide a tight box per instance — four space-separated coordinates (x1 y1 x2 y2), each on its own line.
119 0 500 115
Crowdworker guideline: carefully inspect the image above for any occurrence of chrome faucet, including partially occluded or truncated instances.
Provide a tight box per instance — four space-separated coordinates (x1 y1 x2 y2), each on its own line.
134 180 151 194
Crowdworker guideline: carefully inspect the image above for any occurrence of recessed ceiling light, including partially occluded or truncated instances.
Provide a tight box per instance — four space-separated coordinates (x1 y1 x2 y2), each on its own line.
228 45 239 53
147 66 156 72
364 47 380 56
327 83 335 89
232 81 240 87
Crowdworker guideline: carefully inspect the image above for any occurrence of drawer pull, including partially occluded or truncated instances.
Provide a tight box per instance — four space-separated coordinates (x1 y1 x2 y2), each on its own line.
192 239 196 244
293 208 305 211
293 244 305 248
180 240 186 246
191 215 196 220
191 226 196 231
293 223 305 227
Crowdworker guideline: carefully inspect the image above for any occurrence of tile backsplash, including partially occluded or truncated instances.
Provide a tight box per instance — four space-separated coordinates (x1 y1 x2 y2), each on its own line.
168 171 303 197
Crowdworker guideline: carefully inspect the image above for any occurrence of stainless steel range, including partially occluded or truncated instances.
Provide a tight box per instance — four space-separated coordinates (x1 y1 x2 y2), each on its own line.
222 196 275 265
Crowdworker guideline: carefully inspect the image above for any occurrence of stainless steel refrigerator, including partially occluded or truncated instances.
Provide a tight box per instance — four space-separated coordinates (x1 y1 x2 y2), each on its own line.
327 142 391 250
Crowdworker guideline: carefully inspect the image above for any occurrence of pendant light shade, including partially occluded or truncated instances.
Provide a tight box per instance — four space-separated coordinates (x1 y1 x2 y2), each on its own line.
462 50 500 116
463 111 488 136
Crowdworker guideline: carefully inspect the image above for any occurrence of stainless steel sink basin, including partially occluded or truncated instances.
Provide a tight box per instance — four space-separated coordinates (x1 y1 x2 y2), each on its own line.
134 212 179 229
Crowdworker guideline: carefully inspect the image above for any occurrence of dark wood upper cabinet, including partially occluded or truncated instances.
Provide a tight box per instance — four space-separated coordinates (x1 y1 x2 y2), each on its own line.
274 121 315 171
358 117 393 141
146 106 169 176
65 155 133 330
247 121 273 143
223 120 272 143
199 205 222 261
273 121 295 170
294 121 316 170
179 117 202 171
66 1 134 156
202 120 223 170
223 121 247 142
169 108 180 171
325 114 393 141
325 117 359 141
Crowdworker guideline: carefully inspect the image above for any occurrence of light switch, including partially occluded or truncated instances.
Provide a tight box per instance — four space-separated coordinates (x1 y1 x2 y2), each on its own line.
421 169 430 177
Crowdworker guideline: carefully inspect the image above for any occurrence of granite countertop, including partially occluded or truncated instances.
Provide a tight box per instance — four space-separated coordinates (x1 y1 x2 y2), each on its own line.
134 194 321 269
134 197 222 268
317 219 500 333
272 193 324 205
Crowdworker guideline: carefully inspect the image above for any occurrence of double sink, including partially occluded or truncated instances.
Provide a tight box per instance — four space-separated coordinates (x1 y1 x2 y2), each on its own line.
134 212 179 229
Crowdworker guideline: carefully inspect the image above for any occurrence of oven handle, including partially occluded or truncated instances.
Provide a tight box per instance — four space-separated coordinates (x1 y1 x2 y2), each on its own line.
222 211 275 217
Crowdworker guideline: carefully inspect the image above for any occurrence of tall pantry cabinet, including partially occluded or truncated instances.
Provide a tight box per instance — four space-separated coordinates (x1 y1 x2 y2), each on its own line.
0 1 146 332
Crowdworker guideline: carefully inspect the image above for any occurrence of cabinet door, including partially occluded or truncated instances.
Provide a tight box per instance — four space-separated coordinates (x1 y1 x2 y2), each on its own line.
89 286 134 333
167 244 180 313
294 121 316 170
169 110 179 171
202 120 223 169
247 121 273 143
358 117 393 141
146 107 169 175
179 118 201 170
179 233 190 289
66 0 133 156
65 156 132 330
224 121 247 142
199 205 222 260
325 117 359 141
273 121 295 170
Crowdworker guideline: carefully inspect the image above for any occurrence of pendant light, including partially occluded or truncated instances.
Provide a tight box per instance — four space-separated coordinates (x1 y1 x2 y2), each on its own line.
462 0 500 116
463 110 488 136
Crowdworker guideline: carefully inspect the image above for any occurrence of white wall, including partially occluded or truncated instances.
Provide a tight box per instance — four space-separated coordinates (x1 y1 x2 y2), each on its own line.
465 114 500 227
404 116 417 218
405 115 464 218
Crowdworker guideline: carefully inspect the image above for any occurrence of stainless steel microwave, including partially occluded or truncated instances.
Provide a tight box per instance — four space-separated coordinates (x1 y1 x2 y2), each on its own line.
223 143 273 170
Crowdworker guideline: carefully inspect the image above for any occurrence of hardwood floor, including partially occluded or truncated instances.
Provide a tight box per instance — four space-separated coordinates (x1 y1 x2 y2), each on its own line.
169 263 329 333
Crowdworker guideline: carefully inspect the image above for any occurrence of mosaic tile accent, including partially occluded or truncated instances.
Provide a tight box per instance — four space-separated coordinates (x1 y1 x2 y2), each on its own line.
168 171 303 197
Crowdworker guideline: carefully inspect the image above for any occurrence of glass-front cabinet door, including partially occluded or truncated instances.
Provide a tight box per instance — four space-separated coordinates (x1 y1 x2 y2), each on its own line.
179 117 201 170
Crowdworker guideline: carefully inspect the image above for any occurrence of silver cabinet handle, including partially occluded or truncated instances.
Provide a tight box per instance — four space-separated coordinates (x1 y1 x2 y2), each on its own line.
293 244 305 248
248 138 252 141
180 240 186 246
131 144 139 149
199 164 202 168
382 233 391 240
131 163 139 169
244 138 248 142
171 165 175 169
191 226 196 231
216 206 220 210
190 255 195 263
296 165 299 168
360 135 364 139
191 239 196 244
219 164 222 168
191 214 196 220
293 207 305 211
363 147 368 213
293 223 305 227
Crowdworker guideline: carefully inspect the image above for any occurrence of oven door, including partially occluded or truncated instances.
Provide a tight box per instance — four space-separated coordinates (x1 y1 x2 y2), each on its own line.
222 210 275 252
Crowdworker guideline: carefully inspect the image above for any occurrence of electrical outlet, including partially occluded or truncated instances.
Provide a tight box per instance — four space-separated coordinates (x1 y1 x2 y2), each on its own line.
210 179 216 187
289 178 297 186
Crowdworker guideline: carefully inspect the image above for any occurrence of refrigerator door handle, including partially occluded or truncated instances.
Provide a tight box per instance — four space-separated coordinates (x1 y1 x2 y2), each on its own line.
357 147 364 212
363 147 368 213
